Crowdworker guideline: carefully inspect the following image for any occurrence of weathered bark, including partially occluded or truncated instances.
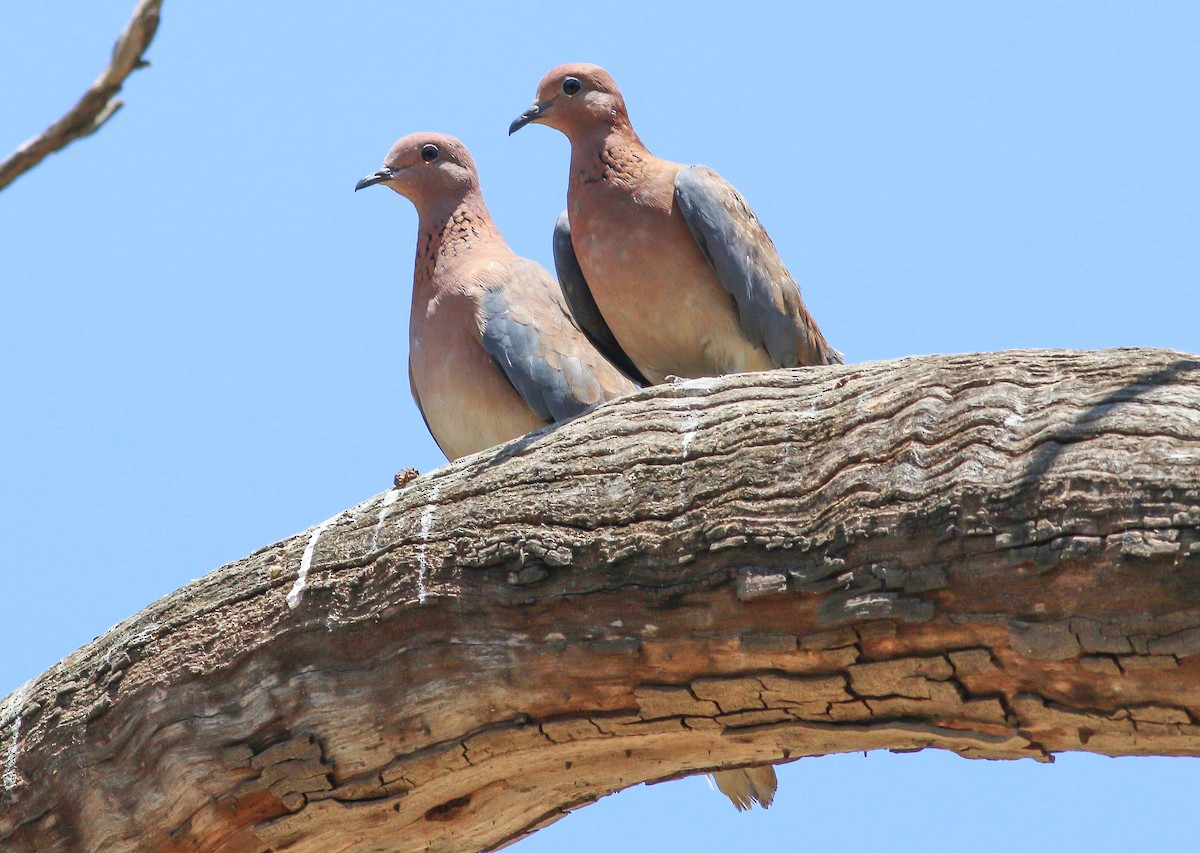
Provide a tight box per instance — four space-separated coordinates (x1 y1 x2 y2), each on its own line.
2 348 1199 852
0 0 162 192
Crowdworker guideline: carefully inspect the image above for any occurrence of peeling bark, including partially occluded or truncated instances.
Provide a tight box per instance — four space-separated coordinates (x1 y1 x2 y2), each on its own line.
2 348 1199 852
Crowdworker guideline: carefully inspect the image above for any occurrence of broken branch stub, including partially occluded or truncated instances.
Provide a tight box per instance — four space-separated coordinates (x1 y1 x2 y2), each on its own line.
0 0 163 192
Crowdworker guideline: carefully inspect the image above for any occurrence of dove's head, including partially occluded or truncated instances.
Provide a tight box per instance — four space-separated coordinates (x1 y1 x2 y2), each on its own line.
509 63 633 141
355 133 480 207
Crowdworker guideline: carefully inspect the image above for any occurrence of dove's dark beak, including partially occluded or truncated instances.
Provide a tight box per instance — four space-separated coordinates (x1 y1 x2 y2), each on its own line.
355 168 395 191
509 101 552 135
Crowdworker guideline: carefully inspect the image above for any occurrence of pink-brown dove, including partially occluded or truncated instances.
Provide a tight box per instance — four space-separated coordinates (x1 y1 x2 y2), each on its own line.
510 63 841 386
356 132 639 461
512 65 823 807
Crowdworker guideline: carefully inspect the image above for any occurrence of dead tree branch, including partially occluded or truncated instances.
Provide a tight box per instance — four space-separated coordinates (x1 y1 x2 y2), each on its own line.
0 0 163 192
2 348 1199 852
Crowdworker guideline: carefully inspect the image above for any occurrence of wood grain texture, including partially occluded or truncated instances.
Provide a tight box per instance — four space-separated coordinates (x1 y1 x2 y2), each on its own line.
2 348 1199 852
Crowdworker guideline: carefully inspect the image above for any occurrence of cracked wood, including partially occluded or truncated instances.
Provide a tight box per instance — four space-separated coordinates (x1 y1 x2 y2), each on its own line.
1 347 1199 852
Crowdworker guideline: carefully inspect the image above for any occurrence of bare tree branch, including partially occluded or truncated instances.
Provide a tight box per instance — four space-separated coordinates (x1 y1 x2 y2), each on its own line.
0 0 163 192
1 348 1199 852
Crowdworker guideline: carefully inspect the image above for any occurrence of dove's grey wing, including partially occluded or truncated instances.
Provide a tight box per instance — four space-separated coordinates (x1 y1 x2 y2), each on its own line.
675 165 842 367
480 259 635 423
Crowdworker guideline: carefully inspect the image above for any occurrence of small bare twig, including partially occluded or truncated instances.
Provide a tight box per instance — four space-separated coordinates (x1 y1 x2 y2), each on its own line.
0 0 163 192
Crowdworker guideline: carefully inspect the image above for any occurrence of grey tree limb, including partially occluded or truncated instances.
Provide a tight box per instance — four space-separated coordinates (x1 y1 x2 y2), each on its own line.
1 347 1199 852
0 0 163 192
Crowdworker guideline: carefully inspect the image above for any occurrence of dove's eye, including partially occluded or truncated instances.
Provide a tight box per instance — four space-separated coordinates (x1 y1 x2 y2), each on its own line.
562 77 582 96
421 144 439 162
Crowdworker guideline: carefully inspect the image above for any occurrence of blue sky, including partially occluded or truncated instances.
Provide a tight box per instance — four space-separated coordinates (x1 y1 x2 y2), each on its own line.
2 2 1198 850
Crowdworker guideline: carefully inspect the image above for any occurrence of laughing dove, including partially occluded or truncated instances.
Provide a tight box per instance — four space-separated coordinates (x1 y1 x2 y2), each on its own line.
356 133 639 461
511 63 841 385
